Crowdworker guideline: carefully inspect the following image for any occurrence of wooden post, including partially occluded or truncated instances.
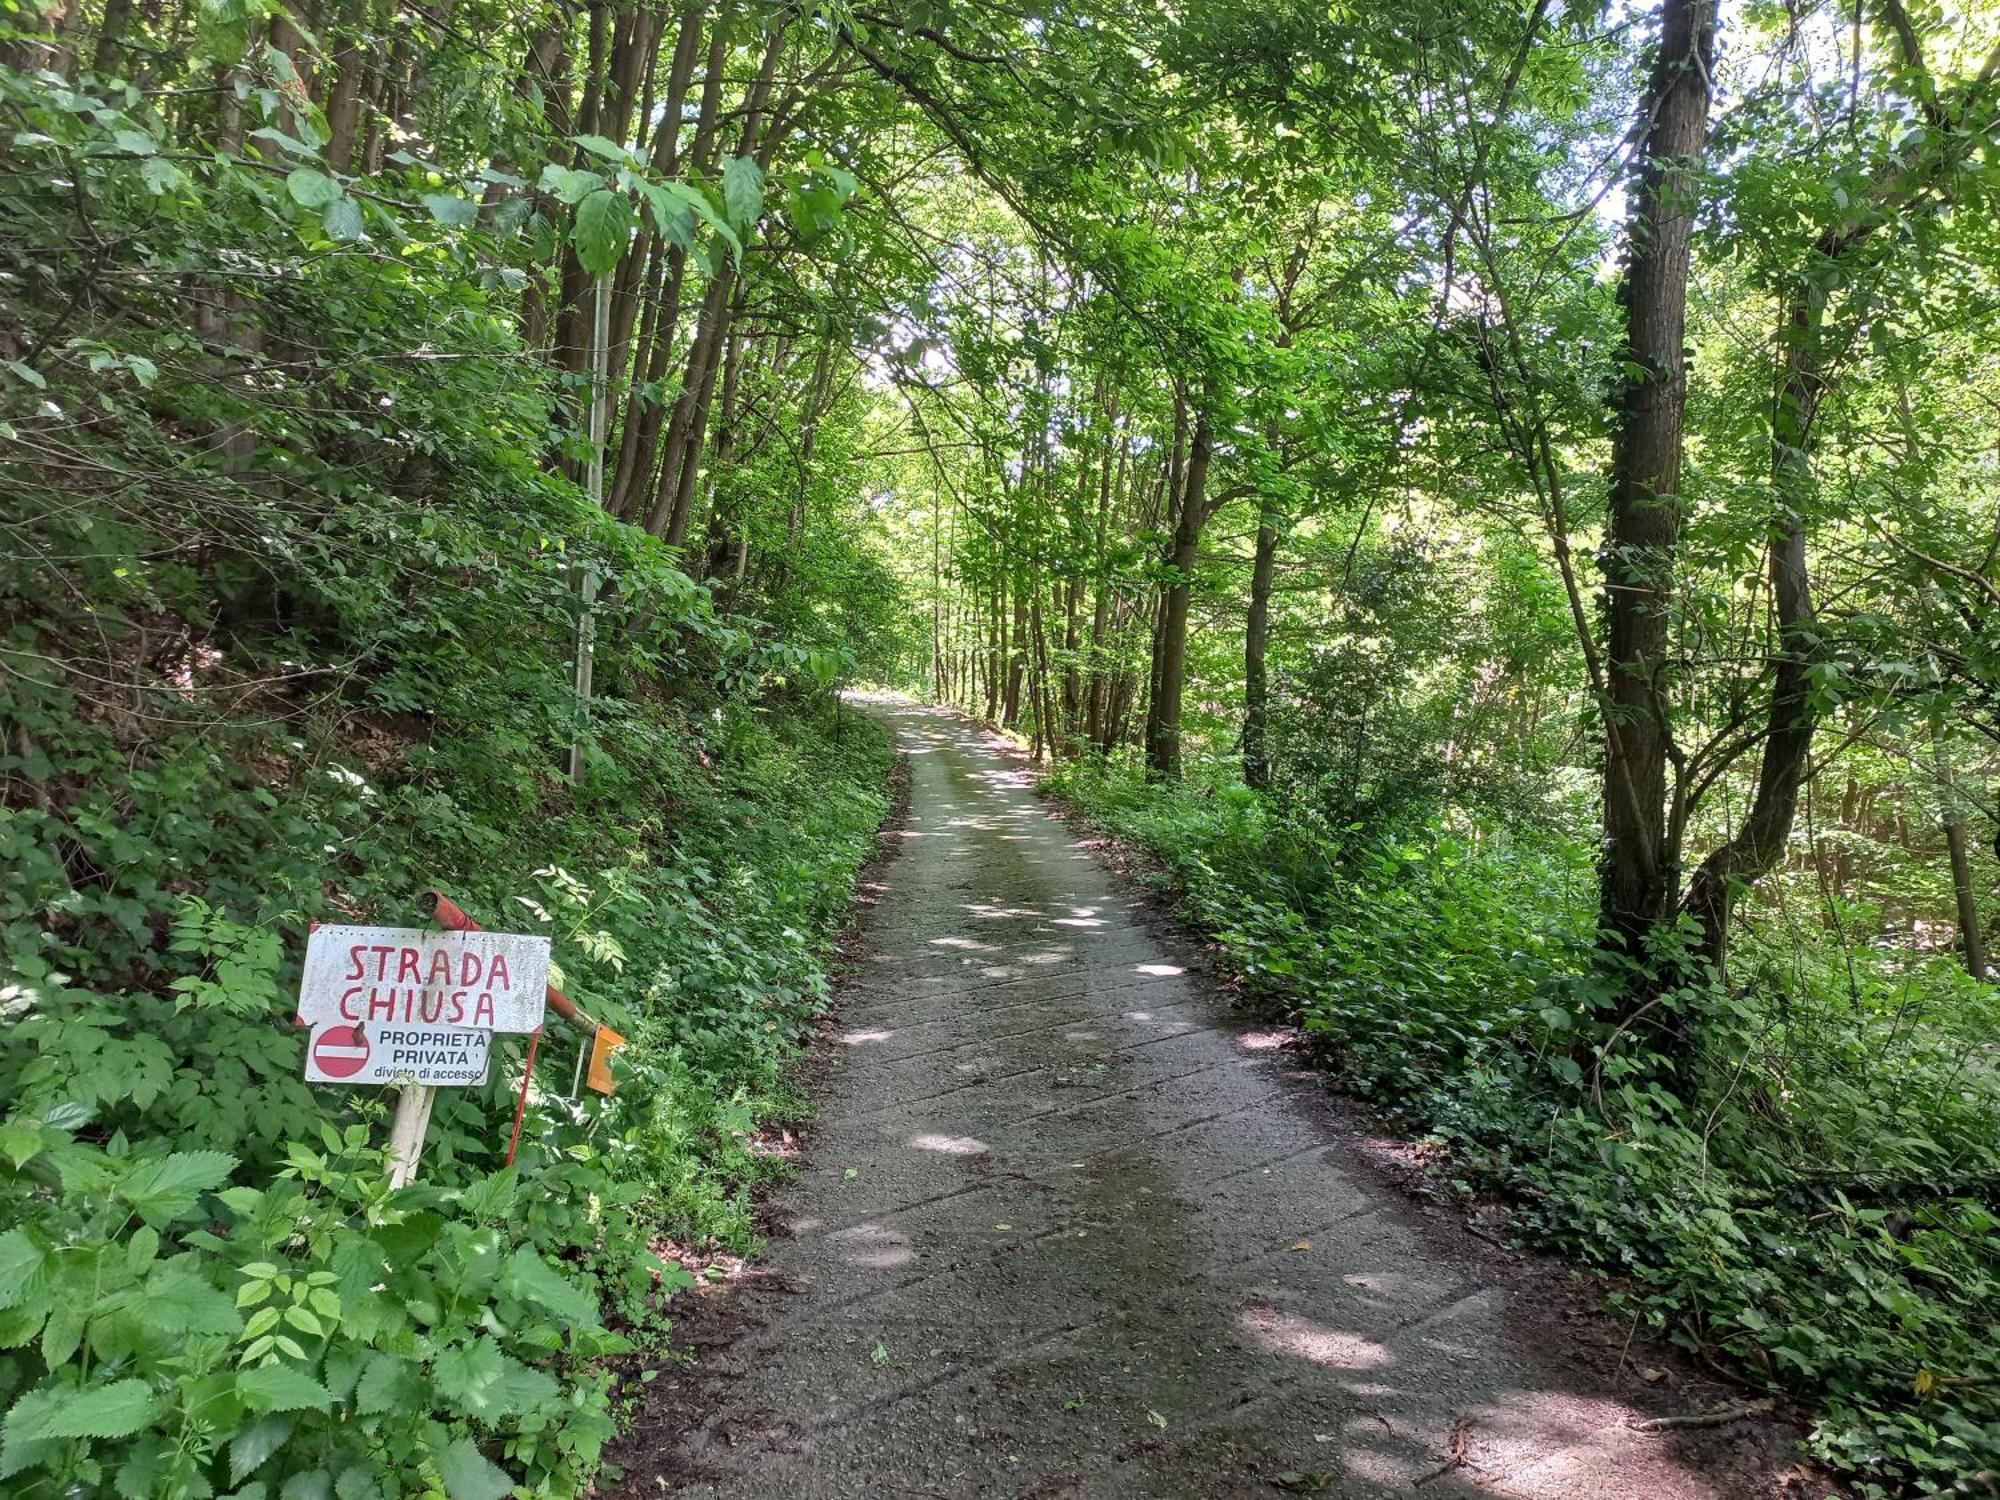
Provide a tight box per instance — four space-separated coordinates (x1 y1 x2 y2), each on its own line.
386 1083 437 1188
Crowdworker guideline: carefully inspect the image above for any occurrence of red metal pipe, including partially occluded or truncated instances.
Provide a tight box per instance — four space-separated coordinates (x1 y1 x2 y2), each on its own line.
422 890 585 1025
506 1027 542 1166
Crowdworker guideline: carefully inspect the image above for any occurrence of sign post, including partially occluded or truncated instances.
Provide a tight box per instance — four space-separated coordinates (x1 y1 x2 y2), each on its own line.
297 923 552 1185
386 1084 436 1189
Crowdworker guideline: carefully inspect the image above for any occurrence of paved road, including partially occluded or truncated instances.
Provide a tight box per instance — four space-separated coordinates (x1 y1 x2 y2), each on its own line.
635 700 1797 1499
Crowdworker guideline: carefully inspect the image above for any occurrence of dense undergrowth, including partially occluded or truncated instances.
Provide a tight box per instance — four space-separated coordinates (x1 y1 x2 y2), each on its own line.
1 677 888 1500
0 57 895 1492
1049 757 2000 1495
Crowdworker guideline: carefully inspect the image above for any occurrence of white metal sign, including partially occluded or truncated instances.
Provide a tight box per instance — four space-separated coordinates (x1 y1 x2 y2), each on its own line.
298 924 550 1034
303 1020 493 1087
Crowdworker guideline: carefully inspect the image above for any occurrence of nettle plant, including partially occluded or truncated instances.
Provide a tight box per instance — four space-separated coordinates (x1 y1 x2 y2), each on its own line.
0 1094 625 1499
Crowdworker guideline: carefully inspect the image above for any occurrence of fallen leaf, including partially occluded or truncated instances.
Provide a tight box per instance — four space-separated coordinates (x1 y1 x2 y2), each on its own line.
1146 1409 1167 1429
1289 1240 1312 1252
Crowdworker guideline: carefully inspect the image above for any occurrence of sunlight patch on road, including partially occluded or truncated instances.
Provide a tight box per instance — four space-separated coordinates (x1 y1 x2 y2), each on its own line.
1240 1305 1391 1370
830 1223 913 1270
909 1133 989 1156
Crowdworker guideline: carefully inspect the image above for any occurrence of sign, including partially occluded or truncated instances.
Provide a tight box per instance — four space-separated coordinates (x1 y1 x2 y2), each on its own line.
302 1020 493 1087
298 924 550 1035
312 1023 373 1079
585 1026 627 1094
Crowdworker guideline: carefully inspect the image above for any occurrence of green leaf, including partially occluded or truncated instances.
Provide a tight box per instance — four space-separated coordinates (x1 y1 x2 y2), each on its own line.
41 1300 84 1367
115 1439 170 1498
322 196 363 241
634 180 692 249
140 156 185 193
281 1469 335 1500
0 1304 47 1349
140 1260 242 1336
231 1413 295 1484
434 1437 514 1500
286 167 342 209
422 192 479 228
41 1379 156 1440
237 1364 332 1413
0 1229 48 1310
433 1336 503 1415
570 133 632 163
572 189 632 277
118 1150 237 1225
0 1387 63 1479
248 125 317 157
354 1352 417 1414
486 1354 556 1418
722 155 764 229
499 1247 598 1325
537 163 603 205
644 178 740 261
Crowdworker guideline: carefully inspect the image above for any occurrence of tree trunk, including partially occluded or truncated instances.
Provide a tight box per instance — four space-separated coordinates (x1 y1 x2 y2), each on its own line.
1145 412 1213 780
1003 580 1026 729
91 0 134 75
1597 0 1718 967
1677 277 1826 976
322 0 370 174
1243 508 1279 790
985 571 1003 721
1945 815 1988 981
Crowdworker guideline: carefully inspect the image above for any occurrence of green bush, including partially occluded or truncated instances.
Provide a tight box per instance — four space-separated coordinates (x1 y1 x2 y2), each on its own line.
0 56 894 1489
2 664 889 1499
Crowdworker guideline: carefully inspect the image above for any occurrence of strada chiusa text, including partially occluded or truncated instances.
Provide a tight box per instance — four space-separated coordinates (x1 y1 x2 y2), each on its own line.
336 941 521 1028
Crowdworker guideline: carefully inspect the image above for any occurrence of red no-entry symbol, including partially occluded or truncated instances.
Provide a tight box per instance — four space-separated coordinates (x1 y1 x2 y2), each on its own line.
312 1023 371 1080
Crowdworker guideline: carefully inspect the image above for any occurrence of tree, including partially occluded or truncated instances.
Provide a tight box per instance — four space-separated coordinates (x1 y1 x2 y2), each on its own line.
1597 0 1719 972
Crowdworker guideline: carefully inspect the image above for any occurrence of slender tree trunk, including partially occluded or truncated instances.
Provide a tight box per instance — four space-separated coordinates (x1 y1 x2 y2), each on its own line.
606 6 712 519
1030 577 1055 762
1597 0 1719 968
91 0 134 74
1944 815 1988 980
1145 412 1213 780
1243 507 1279 790
985 571 1003 721
1003 580 1026 728
700 323 750 579
1678 279 1826 976
649 25 784 543
1060 577 1081 742
321 0 374 173
1674 17 2000 977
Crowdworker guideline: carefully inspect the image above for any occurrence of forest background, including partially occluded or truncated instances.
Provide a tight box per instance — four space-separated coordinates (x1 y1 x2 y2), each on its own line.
1 0 1997 1494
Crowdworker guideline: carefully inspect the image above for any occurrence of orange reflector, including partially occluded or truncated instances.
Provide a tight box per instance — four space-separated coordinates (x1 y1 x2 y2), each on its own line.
586 1026 627 1094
